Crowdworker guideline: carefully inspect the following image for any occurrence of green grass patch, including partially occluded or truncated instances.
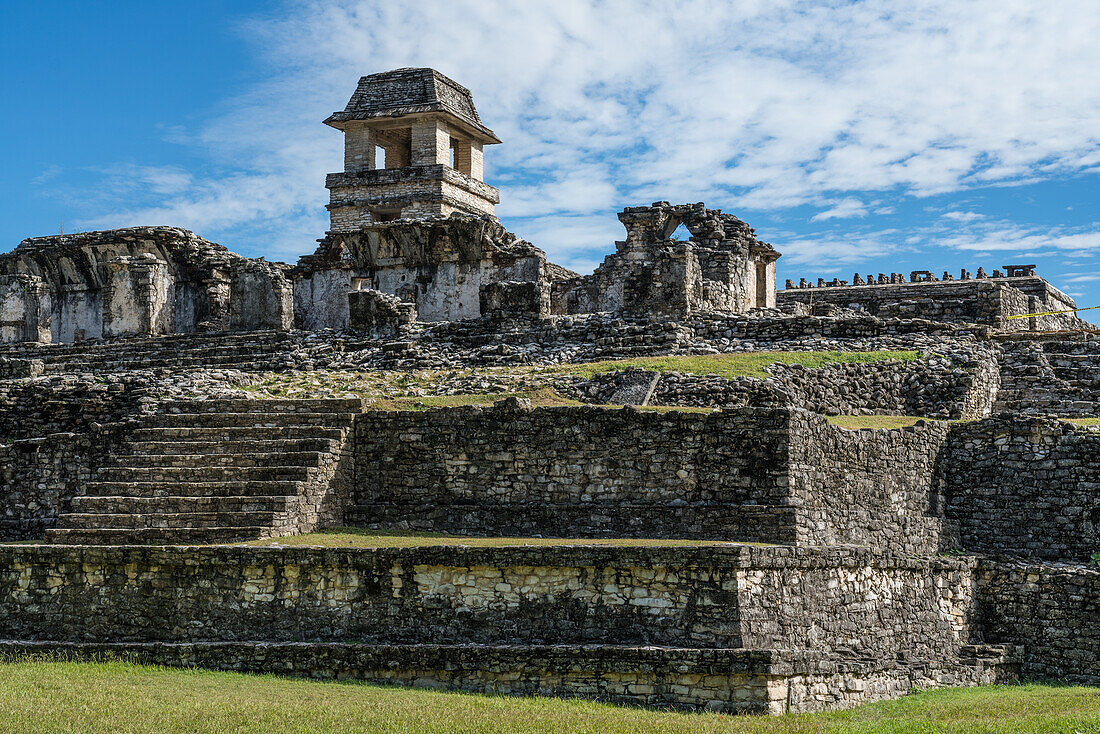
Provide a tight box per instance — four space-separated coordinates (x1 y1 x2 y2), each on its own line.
543 350 920 381
243 528 752 549
1065 417 1100 426
0 660 1097 733
363 388 581 411
827 415 927 430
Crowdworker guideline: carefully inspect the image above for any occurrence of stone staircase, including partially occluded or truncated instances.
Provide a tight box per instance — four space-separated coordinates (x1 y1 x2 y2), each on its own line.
995 334 1100 415
44 399 362 544
0 330 302 374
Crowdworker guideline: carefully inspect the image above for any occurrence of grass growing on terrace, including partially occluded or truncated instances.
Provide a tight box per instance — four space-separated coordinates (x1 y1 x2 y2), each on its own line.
827 415 927 430
1065 417 1100 426
0 660 1096 734
238 350 921 402
242 528 752 549
541 350 921 380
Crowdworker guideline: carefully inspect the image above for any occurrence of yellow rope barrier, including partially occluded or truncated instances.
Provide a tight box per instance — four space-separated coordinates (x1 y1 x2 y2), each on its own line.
1007 305 1100 320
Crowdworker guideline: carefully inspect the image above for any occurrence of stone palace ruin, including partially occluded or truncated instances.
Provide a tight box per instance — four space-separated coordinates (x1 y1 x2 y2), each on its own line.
0 67 1096 715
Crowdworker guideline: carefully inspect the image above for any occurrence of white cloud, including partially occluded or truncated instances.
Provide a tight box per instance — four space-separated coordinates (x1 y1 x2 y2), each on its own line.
811 198 869 222
942 211 986 223
64 0 1100 267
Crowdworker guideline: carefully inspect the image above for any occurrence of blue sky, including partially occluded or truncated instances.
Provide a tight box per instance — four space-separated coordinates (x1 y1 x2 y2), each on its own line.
3 1 1099 316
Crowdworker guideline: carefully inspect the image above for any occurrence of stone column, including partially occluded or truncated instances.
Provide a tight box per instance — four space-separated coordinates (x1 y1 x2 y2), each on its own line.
343 123 377 173
410 118 450 166
0 274 51 343
101 254 173 338
453 139 484 180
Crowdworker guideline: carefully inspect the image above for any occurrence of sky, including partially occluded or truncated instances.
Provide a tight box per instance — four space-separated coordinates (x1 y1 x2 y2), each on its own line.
2 0 1099 315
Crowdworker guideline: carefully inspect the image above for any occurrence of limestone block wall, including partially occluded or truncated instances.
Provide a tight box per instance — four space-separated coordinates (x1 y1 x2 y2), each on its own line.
0 433 96 540
976 560 1100 684
0 545 974 658
0 375 150 440
622 348 999 420
350 406 795 540
349 406 961 553
778 279 1083 331
787 413 952 552
937 416 1100 561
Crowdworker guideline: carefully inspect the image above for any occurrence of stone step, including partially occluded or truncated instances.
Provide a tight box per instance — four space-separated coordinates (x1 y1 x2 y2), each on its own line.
124 438 340 456
0 640 1019 715
102 451 326 469
0 330 292 358
141 413 358 428
94 466 314 482
37 344 290 363
55 511 281 530
41 355 286 373
42 527 269 545
82 480 305 498
129 426 348 442
71 495 296 515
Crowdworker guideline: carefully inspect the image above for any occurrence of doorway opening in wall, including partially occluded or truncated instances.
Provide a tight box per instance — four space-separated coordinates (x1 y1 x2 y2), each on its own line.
376 146 387 169
756 262 769 307
373 209 401 223
670 223 692 241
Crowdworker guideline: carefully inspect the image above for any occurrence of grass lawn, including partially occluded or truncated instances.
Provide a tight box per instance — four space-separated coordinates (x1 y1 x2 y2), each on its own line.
542 350 921 380
1065 418 1100 426
0 660 1096 734
243 528 754 549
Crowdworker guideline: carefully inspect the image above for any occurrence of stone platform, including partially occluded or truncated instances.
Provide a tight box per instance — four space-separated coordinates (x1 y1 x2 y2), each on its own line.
0 543 1019 714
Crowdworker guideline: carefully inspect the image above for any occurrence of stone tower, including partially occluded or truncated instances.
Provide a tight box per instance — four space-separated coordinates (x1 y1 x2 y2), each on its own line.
323 68 502 232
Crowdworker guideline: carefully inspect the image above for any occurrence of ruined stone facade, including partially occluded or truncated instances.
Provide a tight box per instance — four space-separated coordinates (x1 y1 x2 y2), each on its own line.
0 66 1098 717
552 202 780 317
0 227 292 344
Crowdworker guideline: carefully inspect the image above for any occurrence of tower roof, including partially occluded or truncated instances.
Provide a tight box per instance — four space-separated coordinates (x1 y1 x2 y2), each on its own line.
324 68 501 143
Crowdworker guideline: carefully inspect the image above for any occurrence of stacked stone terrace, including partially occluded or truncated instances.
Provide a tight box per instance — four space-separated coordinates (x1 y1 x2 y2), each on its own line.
0 67 1097 715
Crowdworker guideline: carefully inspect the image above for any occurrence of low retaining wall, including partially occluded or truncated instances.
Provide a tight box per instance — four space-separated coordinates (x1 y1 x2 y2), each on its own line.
938 417 1100 561
0 544 1004 714
0 640 1016 715
351 406 794 540
0 433 97 540
976 560 1100 684
642 350 998 420
349 406 953 553
0 545 972 655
